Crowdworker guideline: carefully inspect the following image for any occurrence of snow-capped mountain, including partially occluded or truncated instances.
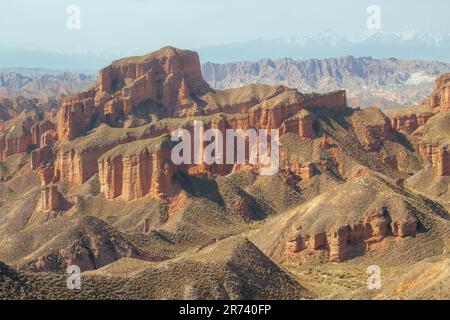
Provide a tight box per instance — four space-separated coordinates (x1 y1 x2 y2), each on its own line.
197 31 450 63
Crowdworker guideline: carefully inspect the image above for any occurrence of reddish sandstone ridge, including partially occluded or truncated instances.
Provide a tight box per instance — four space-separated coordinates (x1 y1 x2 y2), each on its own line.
57 47 348 144
0 104 57 162
280 110 315 139
51 52 347 200
99 47 209 111
417 142 445 176
57 47 210 142
388 75 450 136
414 110 450 178
53 89 347 192
39 185 65 212
1 47 352 209
35 165 68 213
303 90 347 109
56 89 97 142
287 196 417 263
389 74 450 178
0 112 39 160
391 112 433 133
437 147 450 176
430 73 450 111
98 136 175 201
420 140 450 177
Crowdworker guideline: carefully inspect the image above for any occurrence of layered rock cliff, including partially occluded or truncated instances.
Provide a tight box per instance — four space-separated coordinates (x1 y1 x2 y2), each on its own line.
429 73 450 111
98 135 175 201
50 73 348 203
56 47 210 143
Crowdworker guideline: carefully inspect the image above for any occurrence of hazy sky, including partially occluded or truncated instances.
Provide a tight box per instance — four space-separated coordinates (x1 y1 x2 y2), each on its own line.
1 0 449 54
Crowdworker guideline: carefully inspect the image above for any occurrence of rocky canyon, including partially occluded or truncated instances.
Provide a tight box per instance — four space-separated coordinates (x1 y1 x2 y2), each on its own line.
0 47 449 300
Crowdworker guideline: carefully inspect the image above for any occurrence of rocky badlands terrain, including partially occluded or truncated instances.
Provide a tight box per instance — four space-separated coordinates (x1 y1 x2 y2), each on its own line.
0 71 96 101
0 47 449 300
202 56 450 110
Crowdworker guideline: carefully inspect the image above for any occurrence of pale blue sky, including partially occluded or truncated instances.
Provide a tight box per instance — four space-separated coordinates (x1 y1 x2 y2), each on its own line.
0 0 449 54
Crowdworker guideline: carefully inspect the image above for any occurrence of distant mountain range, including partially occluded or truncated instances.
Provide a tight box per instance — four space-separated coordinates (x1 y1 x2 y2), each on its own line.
197 31 450 63
3 49 450 110
0 31 449 71
0 71 96 100
202 56 450 109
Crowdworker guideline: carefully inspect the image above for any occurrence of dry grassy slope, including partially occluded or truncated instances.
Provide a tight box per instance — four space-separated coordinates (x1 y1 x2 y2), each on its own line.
407 168 450 212
248 171 450 299
61 170 305 256
309 106 422 178
0 215 143 272
414 111 450 145
402 111 450 211
387 101 433 118
1 237 313 300
200 84 283 108
0 260 28 299
372 256 450 300
254 173 448 257
333 254 450 300
0 154 41 237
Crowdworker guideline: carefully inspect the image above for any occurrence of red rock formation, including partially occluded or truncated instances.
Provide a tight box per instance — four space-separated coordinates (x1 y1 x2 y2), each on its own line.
320 134 332 149
31 120 56 147
32 47 348 204
437 147 450 177
391 114 418 132
98 136 175 201
0 111 40 161
98 155 123 199
280 110 315 138
40 130 57 147
303 90 347 109
287 198 418 263
39 184 65 211
247 95 303 130
31 145 53 170
37 165 57 185
300 162 315 180
391 112 433 133
418 143 437 162
58 50 348 143
281 158 315 182
121 151 152 201
35 165 67 212
99 47 208 100
417 143 450 177
430 73 450 111
56 89 97 143
417 112 434 126
298 114 314 138
0 124 33 160
56 148 106 186
57 47 210 143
